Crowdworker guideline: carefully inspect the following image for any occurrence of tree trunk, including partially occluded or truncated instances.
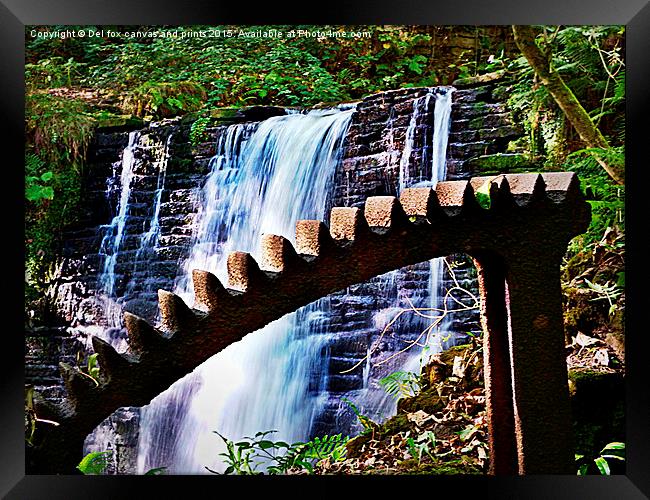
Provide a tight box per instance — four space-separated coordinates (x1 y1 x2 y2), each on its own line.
512 25 624 185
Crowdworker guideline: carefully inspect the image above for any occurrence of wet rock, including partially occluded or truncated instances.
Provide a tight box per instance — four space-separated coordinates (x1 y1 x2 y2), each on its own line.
236 105 288 121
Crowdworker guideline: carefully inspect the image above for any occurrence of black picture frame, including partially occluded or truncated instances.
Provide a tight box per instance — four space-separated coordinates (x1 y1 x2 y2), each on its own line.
4 1 649 497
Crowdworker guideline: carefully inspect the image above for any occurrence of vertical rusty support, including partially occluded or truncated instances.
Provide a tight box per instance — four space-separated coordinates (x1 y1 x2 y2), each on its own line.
473 254 518 475
505 253 574 474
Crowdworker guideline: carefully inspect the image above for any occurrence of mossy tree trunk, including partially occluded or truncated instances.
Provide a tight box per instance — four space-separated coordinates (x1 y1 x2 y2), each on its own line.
512 25 624 185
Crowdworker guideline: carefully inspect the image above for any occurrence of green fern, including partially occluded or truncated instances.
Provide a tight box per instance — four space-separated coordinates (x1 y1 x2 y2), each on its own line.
77 451 111 474
212 430 349 475
341 397 376 434
378 371 421 399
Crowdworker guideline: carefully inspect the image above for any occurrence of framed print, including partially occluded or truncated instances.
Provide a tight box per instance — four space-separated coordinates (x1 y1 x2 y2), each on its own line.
4 0 649 497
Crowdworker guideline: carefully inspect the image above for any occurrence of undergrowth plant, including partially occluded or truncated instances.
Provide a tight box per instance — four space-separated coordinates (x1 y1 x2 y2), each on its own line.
210 430 349 475
576 442 625 475
379 371 421 399
77 450 167 475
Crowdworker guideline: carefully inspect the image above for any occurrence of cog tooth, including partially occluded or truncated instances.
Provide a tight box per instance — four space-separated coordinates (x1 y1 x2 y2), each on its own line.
295 220 332 257
400 187 441 223
260 234 298 272
504 173 546 206
158 290 197 333
329 207 367 241
91 336 129 382
541 172 580 203
436 180 477 215
364 196 407 231
227 251 263 292
192 269 229 311
124 312 163 354
59 362 94 407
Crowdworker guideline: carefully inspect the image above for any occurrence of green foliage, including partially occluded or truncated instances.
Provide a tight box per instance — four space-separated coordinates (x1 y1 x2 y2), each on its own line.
405 430 436 464
26 93 95 165
508 26 625 159
507 26 625 259
565 145 624 248
143 467 167 475
473 178 493 209
122 81 207 119
84 353 100 386
189 115 211 146
25 154 55 202
576 441 624 475
379 370 421 399
77 450 167 475
211 430 349 475
24 386 37 446
24 25 456 113
25 93 92 312
26 56 87 89
77 451 111 474
342 397 376 435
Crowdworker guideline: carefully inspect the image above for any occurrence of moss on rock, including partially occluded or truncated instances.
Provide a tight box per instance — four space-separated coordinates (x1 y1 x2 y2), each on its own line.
466 153 536 175
398 458 483 475
94 113 144 130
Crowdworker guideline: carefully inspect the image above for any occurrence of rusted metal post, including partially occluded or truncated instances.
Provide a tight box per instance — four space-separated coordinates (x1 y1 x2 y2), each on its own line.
505 252 575 474
473 253 518 475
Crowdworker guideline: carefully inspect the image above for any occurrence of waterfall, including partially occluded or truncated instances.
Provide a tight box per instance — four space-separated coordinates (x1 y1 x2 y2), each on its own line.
137 107 355 474
85 87 454 474
95 126 176 350
84 126 177 468
398 92 434 192
97 130 139 331
358 87 455 423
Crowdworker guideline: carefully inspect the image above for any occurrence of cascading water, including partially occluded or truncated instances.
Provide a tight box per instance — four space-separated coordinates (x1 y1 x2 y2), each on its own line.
353 87 455 423
137 107 355 474
97 130 139 334
84 126 177 468
94 126 176 351
86 87 454 474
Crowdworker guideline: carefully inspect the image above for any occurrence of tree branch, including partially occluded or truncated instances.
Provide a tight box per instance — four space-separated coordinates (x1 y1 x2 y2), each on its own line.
511 25 624 185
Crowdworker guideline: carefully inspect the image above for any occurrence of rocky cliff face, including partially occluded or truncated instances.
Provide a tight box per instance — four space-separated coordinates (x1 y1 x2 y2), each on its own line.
26 73 529 473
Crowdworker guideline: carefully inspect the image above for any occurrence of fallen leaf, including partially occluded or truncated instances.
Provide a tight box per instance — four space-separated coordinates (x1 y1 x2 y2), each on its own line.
573 332 600 347
407 410 433 427
452 356 466 378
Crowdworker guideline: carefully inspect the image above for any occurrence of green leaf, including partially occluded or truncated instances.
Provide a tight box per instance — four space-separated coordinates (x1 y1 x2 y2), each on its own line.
457 425 476 441
601 442 625 451
600 454 624 461
77 451 111 475
577 463 589 475
594 456 610 475
40 171 54 182
616 272 625 287
258 440 275 450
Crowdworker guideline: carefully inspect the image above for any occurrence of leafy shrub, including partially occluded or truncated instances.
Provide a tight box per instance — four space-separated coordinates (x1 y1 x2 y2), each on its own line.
211 430 349 475
122 81 207 118
77 451 111 474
